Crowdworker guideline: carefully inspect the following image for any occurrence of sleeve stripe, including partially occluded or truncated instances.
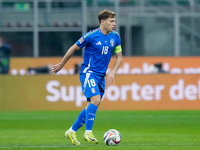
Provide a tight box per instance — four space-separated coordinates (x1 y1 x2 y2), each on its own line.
114 45 122 53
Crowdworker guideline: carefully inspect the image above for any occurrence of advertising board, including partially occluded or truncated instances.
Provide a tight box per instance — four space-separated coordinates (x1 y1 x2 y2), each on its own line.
1 74 200 111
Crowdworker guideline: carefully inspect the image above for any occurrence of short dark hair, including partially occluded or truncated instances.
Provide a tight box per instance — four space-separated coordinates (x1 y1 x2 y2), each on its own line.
98 9 115 23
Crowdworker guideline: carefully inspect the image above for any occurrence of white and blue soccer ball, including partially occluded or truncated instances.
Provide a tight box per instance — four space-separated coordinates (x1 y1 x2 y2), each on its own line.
103 129 121 146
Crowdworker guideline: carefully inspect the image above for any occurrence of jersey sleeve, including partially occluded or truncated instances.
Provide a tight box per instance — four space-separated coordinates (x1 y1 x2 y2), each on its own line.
114 34 122 53
76 32 92 49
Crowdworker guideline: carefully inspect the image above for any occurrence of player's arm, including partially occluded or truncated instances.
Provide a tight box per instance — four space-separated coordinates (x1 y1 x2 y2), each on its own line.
106 51 123 85
52 43 80 73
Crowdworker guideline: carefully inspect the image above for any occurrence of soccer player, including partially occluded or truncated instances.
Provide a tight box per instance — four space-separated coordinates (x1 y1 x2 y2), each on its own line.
52 9 123 146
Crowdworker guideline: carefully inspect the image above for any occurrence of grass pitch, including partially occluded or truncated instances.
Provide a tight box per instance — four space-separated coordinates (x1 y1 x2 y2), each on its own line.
0 110 200 150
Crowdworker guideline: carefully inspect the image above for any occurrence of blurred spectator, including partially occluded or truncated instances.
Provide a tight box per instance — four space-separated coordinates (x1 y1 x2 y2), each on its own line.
148 62 168 74
0 36 12 74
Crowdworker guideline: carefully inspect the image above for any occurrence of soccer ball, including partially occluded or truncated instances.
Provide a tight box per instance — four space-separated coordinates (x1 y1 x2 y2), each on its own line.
103 129 121 146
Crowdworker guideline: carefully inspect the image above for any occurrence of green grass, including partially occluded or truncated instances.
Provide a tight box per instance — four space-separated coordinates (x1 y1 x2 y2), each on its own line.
0 110 200 150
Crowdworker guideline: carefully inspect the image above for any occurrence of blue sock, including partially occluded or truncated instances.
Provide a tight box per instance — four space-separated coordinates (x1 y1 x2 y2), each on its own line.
86 103 98 130
72 108 86 132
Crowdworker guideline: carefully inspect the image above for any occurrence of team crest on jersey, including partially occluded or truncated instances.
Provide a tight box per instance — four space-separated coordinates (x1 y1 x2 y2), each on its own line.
79 37 84 44
110 39 114 47
91 88 95 93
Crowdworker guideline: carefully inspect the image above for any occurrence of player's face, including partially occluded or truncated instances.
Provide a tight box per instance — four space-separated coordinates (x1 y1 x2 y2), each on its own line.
103 17 116 32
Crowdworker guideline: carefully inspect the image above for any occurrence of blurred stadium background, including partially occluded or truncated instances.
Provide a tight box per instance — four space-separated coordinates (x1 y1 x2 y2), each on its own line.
1 0 200 111
0 0 200 57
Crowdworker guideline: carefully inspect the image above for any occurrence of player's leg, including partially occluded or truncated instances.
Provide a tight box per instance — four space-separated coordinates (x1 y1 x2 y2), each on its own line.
70 108 86 132
84 78 105 144
64 73 88 145
65 109 86 146
79 72 103 143
84 95 100 144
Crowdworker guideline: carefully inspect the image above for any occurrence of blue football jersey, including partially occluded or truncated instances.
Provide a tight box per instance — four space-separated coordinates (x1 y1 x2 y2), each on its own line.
76 28 122 76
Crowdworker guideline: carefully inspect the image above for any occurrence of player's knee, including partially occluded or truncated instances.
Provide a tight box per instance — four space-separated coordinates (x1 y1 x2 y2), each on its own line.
91 99 101 106
90 95 101 106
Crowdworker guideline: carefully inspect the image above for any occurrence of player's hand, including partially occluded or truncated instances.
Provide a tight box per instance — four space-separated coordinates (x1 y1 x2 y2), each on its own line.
106 72 115 85
51 63 63 73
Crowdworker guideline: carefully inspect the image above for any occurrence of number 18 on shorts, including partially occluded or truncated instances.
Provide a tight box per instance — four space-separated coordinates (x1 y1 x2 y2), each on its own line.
80 72 105 100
